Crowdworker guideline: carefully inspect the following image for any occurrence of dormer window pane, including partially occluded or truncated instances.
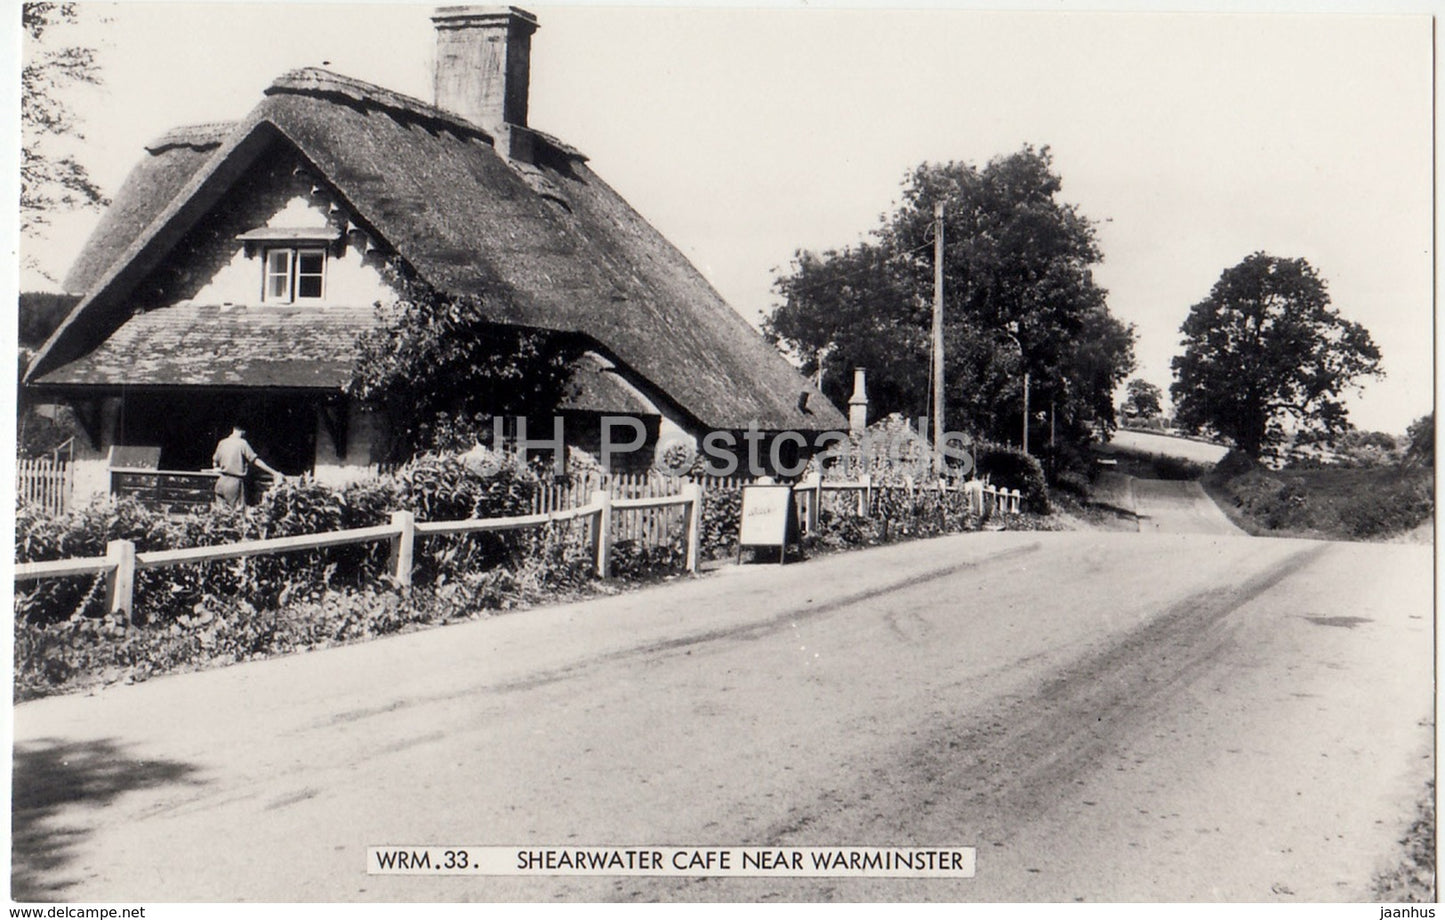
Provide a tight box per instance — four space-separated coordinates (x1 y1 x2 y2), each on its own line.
265 249 293 301
296 249 326 299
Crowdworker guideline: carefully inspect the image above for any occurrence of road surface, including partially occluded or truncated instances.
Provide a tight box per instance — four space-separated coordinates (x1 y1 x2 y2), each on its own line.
1132 479 1243 535
1088 470 1242 536
12 531 1432 902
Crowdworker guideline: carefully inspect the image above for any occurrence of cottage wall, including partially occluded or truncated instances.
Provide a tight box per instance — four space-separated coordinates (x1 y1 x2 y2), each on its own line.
135 147 396 312
69 397 122 504
311 403 389 487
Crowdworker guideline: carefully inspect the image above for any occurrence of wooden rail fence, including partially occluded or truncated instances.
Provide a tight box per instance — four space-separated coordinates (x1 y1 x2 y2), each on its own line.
14 486 703 621
15 471 1022 621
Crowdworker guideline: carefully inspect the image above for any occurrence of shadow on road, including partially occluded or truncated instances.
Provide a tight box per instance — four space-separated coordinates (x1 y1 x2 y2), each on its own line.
12 737 204 901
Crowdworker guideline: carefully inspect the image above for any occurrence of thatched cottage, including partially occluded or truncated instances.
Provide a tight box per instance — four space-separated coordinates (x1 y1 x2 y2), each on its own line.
26 6 845 501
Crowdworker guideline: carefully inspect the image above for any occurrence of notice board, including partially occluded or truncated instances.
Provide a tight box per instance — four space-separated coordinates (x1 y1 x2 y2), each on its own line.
737 484 799 564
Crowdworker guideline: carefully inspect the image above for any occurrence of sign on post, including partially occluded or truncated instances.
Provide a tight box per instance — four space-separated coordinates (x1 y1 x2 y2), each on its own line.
737 484 800 565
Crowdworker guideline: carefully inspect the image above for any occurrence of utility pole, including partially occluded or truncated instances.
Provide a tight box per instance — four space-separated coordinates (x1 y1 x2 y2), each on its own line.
932 200 945 474
1022 370 1030 455
1006 321 1029 456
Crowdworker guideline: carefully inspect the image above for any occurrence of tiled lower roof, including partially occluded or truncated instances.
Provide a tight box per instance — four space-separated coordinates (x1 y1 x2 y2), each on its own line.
33 303 379 389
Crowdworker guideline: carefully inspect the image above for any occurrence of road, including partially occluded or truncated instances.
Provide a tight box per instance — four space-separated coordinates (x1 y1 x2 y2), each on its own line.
1132 479 1243 535
1088 469 1241 536
12 530 1432 902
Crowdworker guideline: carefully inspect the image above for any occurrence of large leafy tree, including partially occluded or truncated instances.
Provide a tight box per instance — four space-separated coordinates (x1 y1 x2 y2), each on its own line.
1170 252 1382 458
1123 378 1163 419
766 146 1134 455
21 3 105 236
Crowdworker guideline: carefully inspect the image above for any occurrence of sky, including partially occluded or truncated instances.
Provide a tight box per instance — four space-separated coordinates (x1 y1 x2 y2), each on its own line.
14 0 1437 435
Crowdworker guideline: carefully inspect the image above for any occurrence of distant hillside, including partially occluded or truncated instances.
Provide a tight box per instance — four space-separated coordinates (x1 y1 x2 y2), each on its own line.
1103 429 1230 465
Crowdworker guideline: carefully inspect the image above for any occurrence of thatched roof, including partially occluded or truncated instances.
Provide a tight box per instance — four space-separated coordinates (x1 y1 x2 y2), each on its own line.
61 123 232 295
557 351 654 415
35 68 844 432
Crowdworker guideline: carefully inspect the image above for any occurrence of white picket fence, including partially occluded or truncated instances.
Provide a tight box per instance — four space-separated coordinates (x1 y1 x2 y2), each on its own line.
534 470 1022 543
16 456 72 515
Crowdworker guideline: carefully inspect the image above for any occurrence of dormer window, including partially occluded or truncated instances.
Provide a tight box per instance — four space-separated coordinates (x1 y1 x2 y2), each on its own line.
263 247 326 302
236 226 341 304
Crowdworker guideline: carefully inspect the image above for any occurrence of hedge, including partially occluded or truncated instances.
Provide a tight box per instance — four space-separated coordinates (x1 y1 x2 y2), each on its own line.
16 458 1048 700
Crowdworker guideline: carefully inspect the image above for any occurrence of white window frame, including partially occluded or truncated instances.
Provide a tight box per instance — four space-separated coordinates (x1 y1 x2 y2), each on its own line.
261 246 327 303
263 248 293 302
294 247 327 301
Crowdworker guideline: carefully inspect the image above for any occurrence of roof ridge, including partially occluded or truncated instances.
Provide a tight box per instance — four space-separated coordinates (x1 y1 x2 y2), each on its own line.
145 121 236 154
266 67 492 140
265 66 587 161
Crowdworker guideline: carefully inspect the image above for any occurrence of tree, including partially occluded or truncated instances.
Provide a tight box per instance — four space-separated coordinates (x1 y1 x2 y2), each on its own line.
1170 253 1382 458
18 291 80 348
768 242 928 422
21 2 105 237
347 272 575 460
766 146 1134 458
1123 379 1163 420
1405 413 1433 467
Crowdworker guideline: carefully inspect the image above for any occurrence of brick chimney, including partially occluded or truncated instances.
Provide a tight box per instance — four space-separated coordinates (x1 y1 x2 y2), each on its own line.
432 6 538 158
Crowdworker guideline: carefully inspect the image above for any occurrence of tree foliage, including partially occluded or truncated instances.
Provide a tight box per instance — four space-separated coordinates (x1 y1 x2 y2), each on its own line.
18 291 80 348
21 2 105 235
766 146 1134 462
1405 412 1433 467
1123 378 1163 419
347 273 576 460
1170 253 1382 458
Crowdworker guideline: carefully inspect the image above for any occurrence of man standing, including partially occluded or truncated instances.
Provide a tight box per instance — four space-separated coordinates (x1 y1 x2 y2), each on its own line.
212 424 284 508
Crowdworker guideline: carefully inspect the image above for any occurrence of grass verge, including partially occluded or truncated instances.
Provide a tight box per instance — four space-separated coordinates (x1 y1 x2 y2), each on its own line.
1372 779 1436 902
1203 452 1433 541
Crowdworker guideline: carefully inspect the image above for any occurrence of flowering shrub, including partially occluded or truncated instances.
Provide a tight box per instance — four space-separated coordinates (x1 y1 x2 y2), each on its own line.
14 516 602 701
697 487 743 560
15 453 545 627
972 441 1050 513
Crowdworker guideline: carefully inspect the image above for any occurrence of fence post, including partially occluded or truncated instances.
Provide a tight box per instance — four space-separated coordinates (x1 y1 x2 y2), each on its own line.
803 472 821 534
105 539 135 623
683 483 702 574
389 510 415 588
591 489 613 577
1010 488 1022 514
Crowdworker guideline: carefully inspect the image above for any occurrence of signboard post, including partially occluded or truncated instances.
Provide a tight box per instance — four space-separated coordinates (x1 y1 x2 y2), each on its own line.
737 484 800 565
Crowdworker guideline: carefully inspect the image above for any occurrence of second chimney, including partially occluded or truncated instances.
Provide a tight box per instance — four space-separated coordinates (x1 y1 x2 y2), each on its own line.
848 368 869 434
433 6 538 144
